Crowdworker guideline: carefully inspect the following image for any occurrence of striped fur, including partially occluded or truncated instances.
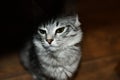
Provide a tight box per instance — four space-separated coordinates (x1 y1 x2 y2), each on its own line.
20 15 82 80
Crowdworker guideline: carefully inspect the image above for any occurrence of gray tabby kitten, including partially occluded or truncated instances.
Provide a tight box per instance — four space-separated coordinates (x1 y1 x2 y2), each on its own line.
20 15 82 80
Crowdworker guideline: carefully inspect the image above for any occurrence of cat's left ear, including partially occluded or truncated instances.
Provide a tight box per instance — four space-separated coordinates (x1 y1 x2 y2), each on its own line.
74 15 81 27
69 14 81 27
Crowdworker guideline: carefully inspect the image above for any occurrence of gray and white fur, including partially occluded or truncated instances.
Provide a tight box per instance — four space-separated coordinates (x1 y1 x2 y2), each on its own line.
20 15 82 80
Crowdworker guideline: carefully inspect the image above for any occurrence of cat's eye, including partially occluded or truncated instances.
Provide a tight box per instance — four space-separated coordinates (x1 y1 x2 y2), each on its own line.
39 29 46 34
56 27 65 33
66 24 71 27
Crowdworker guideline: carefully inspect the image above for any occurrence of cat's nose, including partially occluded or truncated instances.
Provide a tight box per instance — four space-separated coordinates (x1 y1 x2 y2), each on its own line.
46 39 53 44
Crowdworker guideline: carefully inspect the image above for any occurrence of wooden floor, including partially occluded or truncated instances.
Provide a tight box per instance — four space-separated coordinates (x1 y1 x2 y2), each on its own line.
1 0 120 80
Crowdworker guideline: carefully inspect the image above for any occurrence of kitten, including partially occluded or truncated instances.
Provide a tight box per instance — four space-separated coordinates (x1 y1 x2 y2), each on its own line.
20 15 82 80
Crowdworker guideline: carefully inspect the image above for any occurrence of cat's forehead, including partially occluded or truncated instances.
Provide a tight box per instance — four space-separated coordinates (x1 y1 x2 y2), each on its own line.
39 20 66 30
38 15 79 30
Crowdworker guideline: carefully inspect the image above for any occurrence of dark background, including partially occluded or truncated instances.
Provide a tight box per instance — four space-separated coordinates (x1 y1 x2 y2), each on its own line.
0 0 77 52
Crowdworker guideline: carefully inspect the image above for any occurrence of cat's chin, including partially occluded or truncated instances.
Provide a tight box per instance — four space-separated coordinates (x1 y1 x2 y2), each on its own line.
48 47 58 51
43 45 59 51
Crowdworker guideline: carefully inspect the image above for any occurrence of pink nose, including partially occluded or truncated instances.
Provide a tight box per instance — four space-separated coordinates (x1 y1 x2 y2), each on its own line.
46 39 53 44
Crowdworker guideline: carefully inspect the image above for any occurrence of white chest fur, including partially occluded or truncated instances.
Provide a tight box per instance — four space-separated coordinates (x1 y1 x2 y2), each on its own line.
37 46 81 80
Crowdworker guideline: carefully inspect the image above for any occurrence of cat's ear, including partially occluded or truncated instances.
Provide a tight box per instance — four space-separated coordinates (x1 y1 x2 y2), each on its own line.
68 14 81 27
74 15 81 27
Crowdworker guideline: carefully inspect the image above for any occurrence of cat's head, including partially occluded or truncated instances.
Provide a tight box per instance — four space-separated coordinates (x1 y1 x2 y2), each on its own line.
34 15 82 51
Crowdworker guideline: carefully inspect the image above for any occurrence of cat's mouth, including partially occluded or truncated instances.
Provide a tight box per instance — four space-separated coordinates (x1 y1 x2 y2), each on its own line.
43 43 55 48
47 45 58 48
43 44 59 51
47 46 59 51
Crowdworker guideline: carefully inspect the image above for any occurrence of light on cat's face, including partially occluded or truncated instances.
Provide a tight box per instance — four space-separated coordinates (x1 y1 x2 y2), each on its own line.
38 25 67 47
36 15 82 50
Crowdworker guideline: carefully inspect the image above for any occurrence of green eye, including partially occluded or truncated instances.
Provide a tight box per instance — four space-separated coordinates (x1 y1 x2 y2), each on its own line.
39 29 46 34
56 27 65 33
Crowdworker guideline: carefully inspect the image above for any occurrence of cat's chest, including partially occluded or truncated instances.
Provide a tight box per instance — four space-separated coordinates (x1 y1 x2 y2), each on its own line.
38 50 80 71
38 47 80 66
37 47 80 79
42 63 73 79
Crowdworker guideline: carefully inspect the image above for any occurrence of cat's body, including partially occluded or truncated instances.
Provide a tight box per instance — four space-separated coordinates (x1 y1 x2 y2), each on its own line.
20 15 82 80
